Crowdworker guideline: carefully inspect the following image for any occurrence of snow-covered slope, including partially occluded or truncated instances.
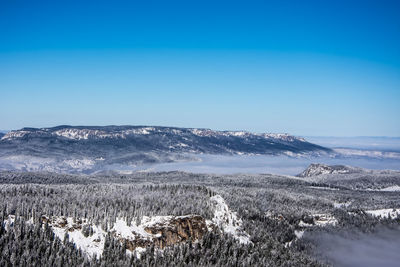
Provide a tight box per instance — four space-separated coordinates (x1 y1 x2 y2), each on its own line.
42 216 106 259
0 126 320 150
209 195 251 244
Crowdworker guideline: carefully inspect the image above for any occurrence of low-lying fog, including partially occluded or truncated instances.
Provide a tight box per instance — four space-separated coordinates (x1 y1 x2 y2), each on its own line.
137 137 400 175
137 154 400 175
306 227 400 267
1 137 399 175
306 136 400 151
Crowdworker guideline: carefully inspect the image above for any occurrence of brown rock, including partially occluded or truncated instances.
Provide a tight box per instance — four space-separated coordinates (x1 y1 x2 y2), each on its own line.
126 215 210 251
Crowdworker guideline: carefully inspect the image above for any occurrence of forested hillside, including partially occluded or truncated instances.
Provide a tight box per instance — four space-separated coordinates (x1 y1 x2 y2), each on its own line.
1 170 399 266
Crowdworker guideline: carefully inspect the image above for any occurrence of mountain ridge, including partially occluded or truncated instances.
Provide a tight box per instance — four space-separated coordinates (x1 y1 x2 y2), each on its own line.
2 125 308 142
0 125 332 174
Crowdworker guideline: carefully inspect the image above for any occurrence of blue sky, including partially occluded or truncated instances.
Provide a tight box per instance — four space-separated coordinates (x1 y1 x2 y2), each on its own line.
0 0 399 136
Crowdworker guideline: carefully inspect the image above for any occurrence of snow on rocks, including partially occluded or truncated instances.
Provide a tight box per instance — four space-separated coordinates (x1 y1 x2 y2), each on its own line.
41 216 106 259
6 197 252 260
112 218 152 241
209 195 251 244
42 215 210 259
1 130 32 140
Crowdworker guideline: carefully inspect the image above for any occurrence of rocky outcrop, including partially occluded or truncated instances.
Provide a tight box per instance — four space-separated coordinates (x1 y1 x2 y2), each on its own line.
297 163 361 177
121 215 210 251
41 215 90 231
144 215 209 248
35 195 249 258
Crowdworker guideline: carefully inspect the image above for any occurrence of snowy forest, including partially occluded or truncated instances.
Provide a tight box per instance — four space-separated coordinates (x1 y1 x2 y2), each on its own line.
1 170 399 266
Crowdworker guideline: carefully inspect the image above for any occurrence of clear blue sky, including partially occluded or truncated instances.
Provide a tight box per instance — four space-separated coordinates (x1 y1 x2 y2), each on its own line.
1 0 399 136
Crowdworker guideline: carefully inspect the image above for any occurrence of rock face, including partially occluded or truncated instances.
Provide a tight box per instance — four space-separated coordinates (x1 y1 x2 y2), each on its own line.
144 215 209 248
123 215 210 251
297 163 360 177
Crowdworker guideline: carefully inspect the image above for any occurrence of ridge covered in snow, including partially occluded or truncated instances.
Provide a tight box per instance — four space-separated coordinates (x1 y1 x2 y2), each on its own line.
0 125 330 174
1 125 309 143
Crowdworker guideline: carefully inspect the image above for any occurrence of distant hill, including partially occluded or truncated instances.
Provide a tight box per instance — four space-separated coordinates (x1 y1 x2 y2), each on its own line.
0 125 331 173
297 163 361 177
297 163 400 190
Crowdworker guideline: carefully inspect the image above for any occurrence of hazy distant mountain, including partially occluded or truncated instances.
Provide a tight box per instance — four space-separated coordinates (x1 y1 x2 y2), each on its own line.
297 163 400 190
0 125 331 173
297 163 362 177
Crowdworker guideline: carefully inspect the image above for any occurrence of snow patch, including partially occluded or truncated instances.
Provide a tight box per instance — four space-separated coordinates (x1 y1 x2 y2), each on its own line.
210 195 251 244
112 218 152 241
44 216 106 259
333 201 351 209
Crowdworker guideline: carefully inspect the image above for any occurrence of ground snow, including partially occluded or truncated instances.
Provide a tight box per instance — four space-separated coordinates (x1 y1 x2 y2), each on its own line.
112 217 153 241
210 195 251 244
50 217 106 259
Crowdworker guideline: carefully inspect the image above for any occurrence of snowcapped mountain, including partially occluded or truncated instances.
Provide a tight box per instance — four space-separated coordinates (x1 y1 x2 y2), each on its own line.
0 125 327 152
0 125 331 173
